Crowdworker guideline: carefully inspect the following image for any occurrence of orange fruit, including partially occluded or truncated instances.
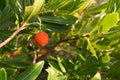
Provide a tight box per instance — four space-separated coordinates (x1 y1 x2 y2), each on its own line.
6 53 11 58
39 49 47 55
12 51 21 56
34 32 49 46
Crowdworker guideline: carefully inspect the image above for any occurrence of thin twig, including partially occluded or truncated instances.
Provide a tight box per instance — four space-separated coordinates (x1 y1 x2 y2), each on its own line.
28 40 38 64
37 16 42 31
33 50 38 64
69 42 82 50
78 0 94 20
0 21 27 48
60 0 94 49
52 35 80 49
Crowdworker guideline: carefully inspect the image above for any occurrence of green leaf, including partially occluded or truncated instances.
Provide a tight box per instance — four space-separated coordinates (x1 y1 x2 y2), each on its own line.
86 3 107 14
86 38 97 59
6 68 17 78
41 16 74 25
18 0 25 15
107 0 120 13
16 61 44 80
57 57 66 73
78 65 100 75
107 0 115 13
24 6 33 21
46 67 68 80
108 61 120 79
24 0 45 21
56 0 73 10
100 12 119 33
0 62 15 69
43 23 69 32
0 6 11 26
5 61 31 69
0 0 6 11
48 60 61 71
101 54 110 63
0 68 7 80
71 0 93 14
8 0 18 13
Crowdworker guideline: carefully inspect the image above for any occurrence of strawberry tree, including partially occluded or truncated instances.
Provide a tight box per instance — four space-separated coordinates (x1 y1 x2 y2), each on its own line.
0 0 120 80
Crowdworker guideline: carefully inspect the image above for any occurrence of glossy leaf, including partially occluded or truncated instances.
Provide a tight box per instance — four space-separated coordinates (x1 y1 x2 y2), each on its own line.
43 23 69 32
100 12 119 33
24 0 45 21
41 16 74 25
0 68 7 80
16 61 44 80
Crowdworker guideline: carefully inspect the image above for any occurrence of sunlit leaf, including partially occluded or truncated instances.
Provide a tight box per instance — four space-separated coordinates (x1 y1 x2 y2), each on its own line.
86 38 98 59
46 67 67 80
57 57 66 73
0 68 7 80
101 54 110 63
71 0 93 14
24 0 45 21
100 12 119 33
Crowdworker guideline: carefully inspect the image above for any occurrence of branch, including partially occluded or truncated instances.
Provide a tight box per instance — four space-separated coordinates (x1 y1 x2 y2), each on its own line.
33 49 38 64
28 41 38 64
52 35 80 49
77 0 94 20
0 22 27 48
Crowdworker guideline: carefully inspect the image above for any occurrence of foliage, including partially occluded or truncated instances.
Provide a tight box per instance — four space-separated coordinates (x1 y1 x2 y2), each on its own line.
0 0 120 80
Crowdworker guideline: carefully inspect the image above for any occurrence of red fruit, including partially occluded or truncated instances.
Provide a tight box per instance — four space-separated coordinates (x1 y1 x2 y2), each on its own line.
12 51 21 56
6 53 11 58
34 32 49 46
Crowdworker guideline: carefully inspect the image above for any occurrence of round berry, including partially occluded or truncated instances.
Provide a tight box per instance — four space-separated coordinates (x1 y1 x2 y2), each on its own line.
34 32 49 46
